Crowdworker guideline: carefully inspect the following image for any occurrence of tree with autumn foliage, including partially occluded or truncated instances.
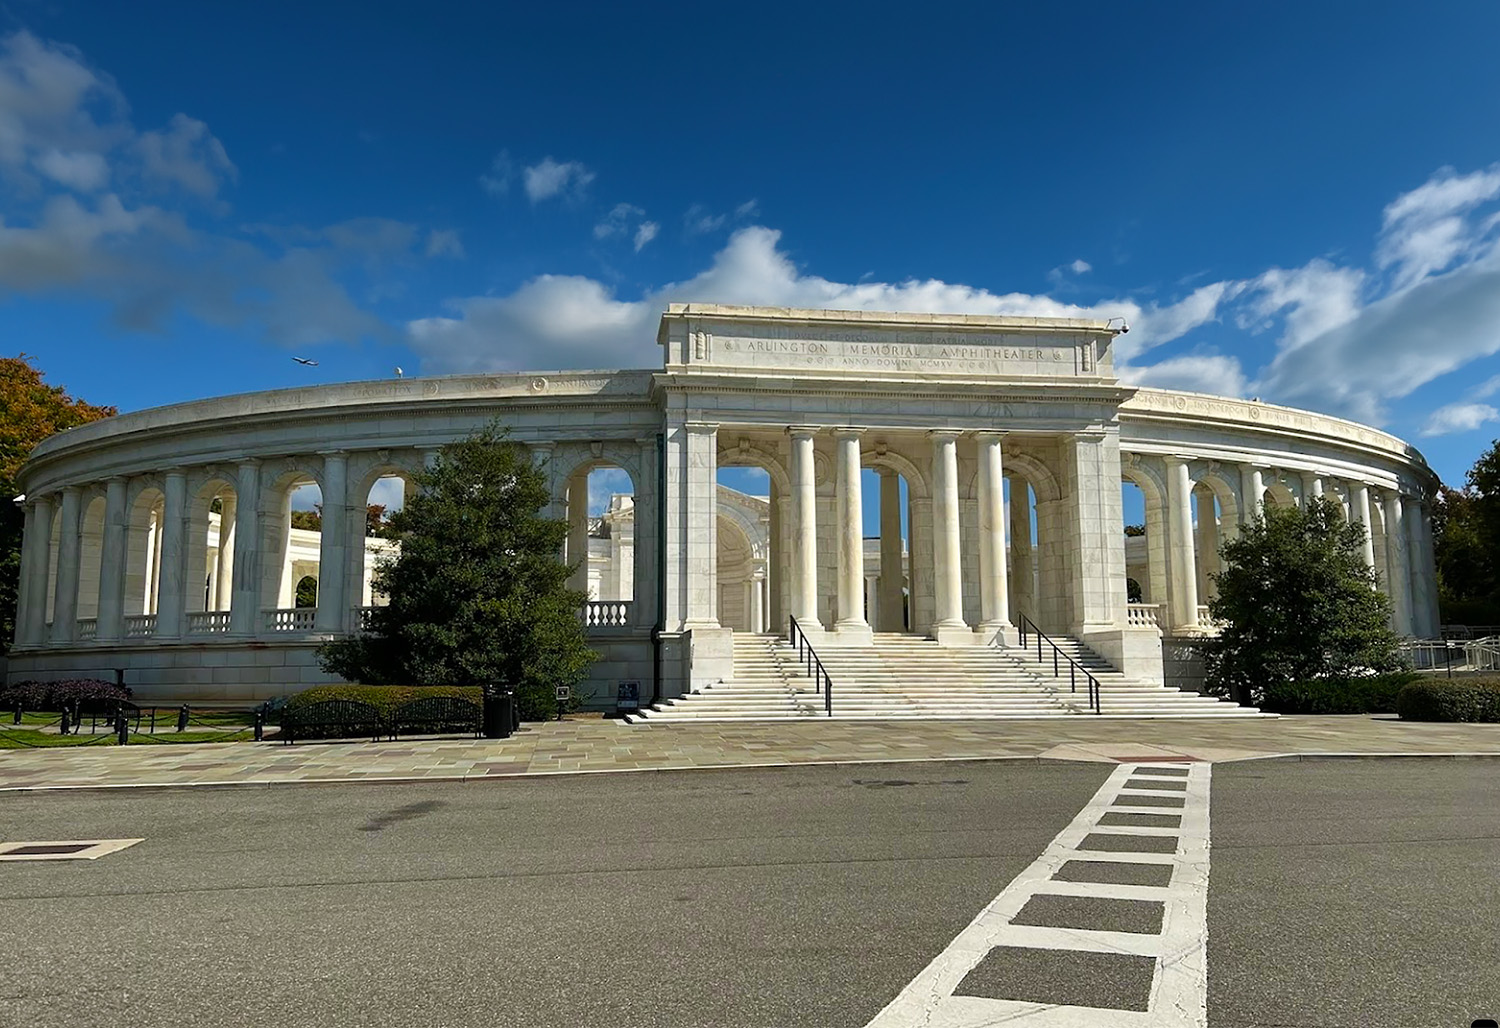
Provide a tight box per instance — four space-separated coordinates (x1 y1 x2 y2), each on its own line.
1 355 116 654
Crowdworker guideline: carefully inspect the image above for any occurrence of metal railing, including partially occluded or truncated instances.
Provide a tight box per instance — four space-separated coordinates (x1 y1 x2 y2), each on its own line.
1125 603 1161 628
186 611 231 634
581 600 633 628
1016 613 1101 714
789 616 833 717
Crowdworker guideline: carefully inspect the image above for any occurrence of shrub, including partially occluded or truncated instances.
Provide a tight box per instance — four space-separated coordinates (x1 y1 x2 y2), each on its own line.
281 684 483 722
0 678 130 711
1396 677 1500 722
1261 673 1420 715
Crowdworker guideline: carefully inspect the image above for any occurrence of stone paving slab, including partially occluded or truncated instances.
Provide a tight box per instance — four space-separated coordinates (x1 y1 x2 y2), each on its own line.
0 715 1497 792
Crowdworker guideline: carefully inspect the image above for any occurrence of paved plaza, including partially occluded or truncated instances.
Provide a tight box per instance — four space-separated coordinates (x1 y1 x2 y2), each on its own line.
2 715 1498 791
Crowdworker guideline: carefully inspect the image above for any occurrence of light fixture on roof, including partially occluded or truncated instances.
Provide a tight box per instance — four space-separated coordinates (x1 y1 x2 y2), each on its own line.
1105 316 1129 333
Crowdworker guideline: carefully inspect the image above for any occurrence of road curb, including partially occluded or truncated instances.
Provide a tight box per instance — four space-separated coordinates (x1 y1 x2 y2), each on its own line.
2 749 1499 794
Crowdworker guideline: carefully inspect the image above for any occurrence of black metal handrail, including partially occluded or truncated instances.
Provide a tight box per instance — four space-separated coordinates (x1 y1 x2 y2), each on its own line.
1016 614 1101 715
789 616 833 717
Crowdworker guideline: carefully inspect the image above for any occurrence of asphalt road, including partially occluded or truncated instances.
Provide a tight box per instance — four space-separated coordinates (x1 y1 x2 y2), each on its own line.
1 758 1497 1028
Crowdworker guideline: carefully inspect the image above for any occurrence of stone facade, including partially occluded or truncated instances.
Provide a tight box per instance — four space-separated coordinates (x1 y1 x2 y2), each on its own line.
7 304 1442 704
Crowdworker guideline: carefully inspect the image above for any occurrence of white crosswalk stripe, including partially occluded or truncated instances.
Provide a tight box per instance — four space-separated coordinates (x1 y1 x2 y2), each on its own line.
864 762 1211 1028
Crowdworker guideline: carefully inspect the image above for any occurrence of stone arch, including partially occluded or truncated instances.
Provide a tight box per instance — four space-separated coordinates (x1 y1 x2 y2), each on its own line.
1004 452 1063 504
351 458 421 609
75 492 107 621
1121 460 1170 612
260 463 325 613
187 473 238 615
125 484 165 617
549 445 645 509
1191 467 1241 527
550 446 644 602
717 438 793 500
863 447 929 499
716 509 759 631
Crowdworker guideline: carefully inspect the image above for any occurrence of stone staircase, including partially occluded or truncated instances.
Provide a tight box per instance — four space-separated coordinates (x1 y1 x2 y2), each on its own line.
632 632 1264 722
1009 634 1260 717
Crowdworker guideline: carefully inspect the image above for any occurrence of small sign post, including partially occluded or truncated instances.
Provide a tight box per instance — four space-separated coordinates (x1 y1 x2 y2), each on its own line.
555 684 570 721
616 681 640 714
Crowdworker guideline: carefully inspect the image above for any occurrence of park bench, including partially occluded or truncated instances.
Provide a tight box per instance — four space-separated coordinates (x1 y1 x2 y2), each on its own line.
280 699 385 744
388 696 482 739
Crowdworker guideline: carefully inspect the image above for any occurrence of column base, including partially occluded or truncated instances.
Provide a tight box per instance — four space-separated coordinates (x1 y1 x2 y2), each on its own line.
684 623 734 692
933 622 978 647
832 621 874 646
974 622 1018 648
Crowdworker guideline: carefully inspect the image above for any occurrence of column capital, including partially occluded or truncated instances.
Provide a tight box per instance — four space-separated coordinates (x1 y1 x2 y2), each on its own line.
1073 427 1108 441
831 426 865 439
786 425 821 439
973 430 1009 444
927 428 961 443
684 421 719 436
316 449 350 459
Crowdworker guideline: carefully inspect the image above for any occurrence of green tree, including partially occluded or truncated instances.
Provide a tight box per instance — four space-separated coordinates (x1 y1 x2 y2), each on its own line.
0 355 115 654
1205 497 1403 704
318 423 596 719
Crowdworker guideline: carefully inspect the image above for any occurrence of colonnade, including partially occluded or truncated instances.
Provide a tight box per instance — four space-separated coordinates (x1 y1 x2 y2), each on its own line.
12 454 414 648
1126 457 1439 639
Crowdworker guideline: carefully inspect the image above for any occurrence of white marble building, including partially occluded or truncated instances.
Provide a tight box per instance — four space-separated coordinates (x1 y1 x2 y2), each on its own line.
7 304 1440 704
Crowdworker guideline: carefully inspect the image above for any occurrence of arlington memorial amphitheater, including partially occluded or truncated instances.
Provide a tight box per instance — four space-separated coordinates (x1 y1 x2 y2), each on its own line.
6 305 1441 718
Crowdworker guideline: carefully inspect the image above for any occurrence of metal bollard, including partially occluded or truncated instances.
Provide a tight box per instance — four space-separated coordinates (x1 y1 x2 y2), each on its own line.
59 707 71 736
177 704 189 732
510 689 520 733
253 710 265 742
11 703 20 725
115 711 128 745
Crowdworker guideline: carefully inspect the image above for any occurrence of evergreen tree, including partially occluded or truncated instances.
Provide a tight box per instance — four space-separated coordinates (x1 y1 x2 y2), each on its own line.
319 423 596 718
1205 497 1402 704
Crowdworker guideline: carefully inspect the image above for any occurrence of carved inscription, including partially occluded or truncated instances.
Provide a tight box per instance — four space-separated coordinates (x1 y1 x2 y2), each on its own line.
710 329 1076 376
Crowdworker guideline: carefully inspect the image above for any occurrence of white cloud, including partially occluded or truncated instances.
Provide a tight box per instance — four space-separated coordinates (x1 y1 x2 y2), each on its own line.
684 203 725 235
408 226 1210 373
523 156 593 203
479 150 513 195
1121 354 1248 397
35 148 108 190
1048 258 1093 285
1422 402 1500 437
633 221 658 252
1377 164 1500 289
424 228 464 259
586 467 634 514
134 113 235 199
1239 259 1363 350
593 202 644 240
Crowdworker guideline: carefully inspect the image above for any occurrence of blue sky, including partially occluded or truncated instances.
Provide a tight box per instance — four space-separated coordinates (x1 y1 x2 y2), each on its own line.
6 1 1500 503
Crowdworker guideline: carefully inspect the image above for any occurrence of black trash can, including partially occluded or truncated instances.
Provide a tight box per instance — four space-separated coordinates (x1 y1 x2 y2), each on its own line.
482 686 514 739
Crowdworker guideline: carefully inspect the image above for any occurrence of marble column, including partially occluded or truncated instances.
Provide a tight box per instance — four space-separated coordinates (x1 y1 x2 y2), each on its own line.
930 430 967 641
749 573 765 633
1383 492 1413 636
633 436 659 630
22 495 54 644
50 486 83 644
1007 475 1033 624
214 493 236 612
1194 486 1221 602
833 429 871 641
1240 465 1264 523
975 432 1011 638
566 474 590 594
230 460 261 635
314 452 349 633
789 428 821 628
1410 499 1439 637
1350 482 1377 574
155 470 188 639
1165 457 1199 630
96 477 129 643
771 492 788 632
1300 472 1324 507
14 500 37 646
877 469 904 632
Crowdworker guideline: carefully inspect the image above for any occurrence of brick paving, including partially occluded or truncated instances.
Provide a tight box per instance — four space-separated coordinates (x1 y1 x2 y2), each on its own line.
1 715 1498 791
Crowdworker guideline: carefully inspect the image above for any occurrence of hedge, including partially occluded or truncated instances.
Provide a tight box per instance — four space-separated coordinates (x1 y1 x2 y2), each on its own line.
0 679 130 711
1396 677 1500 722
280 685 483 721
1261 672 1420 715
